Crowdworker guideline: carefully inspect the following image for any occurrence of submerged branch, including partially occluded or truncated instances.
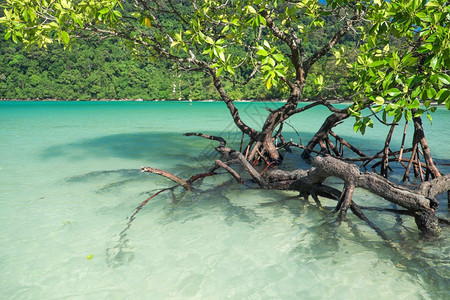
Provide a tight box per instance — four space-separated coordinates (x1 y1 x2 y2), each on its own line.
141 166 193 191
184 132 227 148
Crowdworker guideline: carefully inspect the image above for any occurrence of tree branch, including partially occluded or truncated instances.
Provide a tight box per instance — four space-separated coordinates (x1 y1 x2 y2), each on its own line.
215 160 244 184
141 167 193 191
304 15 360 72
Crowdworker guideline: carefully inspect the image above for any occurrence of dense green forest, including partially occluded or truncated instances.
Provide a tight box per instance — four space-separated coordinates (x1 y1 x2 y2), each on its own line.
0 10 356 101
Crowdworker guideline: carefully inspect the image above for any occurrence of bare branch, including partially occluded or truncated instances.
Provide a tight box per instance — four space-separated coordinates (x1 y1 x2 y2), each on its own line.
215 160 244 184
141 167 193 191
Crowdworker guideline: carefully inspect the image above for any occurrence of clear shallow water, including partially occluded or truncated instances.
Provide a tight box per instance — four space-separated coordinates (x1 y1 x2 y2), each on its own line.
0 101 449 299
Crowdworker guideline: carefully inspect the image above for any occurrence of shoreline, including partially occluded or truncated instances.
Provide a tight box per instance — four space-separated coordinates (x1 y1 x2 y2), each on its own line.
1 99 446 106
0 98 351 104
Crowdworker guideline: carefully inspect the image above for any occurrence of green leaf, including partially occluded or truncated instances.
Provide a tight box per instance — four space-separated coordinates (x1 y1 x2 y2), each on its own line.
204 36 214 44
372 105 383 112
426 88 437 99
426 1 440 7
247 6 256 14
266 77 272 90
411 86 421 99
369 60 386 67
316 75 323 85
414 109 424 117
386 88 402 97
221 25 229 33
257 49 269 56
71 12 83 27
407 98 420 109
405 109 413 122
436 89 449 103
273 53 285 62
99 8 109 14
374 96 384 105
429 56 438 70
353 120 362 133
426 112 433 124
226 65 236 75
144 17 151 28
216 67 223 77
393 110 402 123
401 54 417 66
357 56 364 65
360 124 366 135
438 74 450 85
383 73 394 90
60 31 69 45
219 51 225 62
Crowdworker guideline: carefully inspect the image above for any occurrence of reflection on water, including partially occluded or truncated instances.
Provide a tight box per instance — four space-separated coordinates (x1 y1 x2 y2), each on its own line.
0 101 449 299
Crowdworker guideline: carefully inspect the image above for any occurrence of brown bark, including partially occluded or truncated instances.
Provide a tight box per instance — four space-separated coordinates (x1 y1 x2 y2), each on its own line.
343 148 412 163
211 75 259 140
372 157 428 169
185 127 448 236
398 122 408 162
381 125 396 178
259 156 445 235
330 131 367 158
403 142 418 182
337 184 356 222
141 167 193 191
215 160 244 184
417 174 450 199
413 115 441 179
309 156 439 212
301 108 351 158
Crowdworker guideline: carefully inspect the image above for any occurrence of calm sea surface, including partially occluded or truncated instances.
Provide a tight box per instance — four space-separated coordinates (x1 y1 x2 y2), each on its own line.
0 101 449 299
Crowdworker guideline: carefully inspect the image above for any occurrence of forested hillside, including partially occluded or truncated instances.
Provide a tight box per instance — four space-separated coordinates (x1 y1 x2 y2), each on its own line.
0 8 355 101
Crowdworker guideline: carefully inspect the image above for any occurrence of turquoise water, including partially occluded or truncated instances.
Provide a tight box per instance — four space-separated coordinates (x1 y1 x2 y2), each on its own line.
0 101 449 299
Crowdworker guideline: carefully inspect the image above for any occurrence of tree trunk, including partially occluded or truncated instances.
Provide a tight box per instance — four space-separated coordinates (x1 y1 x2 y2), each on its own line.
413 115 441 179
302 109 350 158
381 124 396 178
246 88 303 163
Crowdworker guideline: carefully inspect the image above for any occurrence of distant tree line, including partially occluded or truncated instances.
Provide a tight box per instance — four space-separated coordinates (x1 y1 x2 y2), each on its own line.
0 17 356 101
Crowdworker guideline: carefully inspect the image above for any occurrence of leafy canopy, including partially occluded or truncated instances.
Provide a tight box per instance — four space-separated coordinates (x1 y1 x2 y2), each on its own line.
346 0 449 133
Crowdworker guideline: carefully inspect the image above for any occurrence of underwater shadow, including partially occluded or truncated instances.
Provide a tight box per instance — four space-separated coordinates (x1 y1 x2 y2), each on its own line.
40 131 222 161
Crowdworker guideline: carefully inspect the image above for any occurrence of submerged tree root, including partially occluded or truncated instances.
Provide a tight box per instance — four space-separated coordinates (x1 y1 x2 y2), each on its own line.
191 134 448 237
104 135 449 292
110 132 448 268
145 133 450 238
